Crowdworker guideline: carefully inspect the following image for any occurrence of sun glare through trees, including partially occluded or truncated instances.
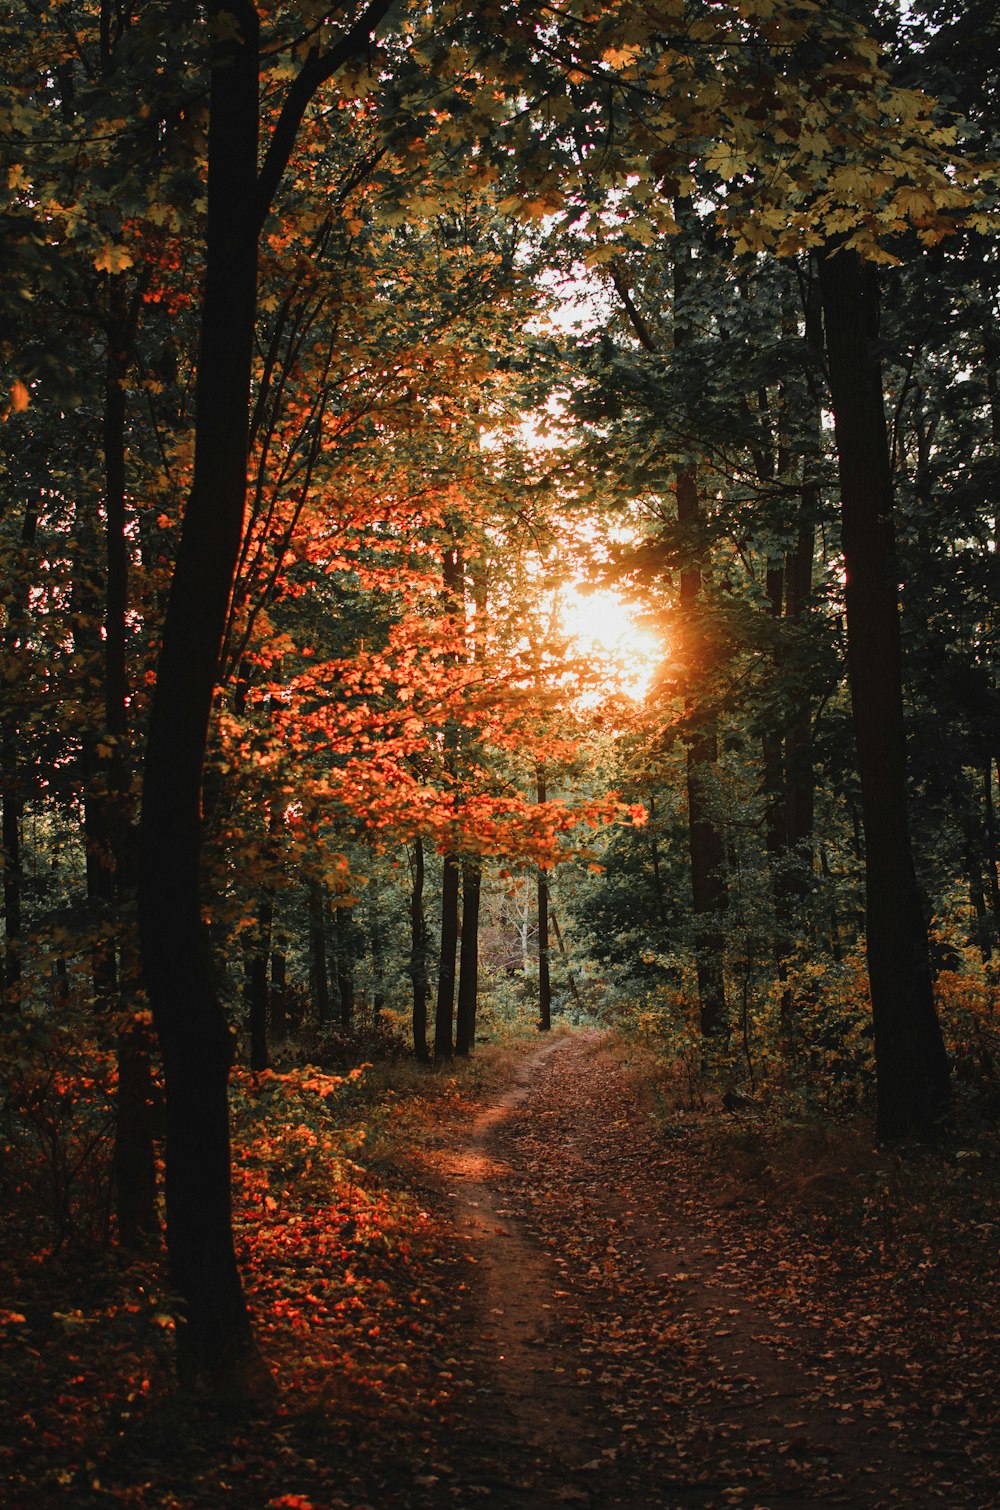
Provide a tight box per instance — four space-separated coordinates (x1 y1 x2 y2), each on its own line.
558 582 663 704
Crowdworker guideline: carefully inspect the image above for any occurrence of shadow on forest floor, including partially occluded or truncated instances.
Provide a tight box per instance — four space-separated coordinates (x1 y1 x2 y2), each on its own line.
1 1027 998 1508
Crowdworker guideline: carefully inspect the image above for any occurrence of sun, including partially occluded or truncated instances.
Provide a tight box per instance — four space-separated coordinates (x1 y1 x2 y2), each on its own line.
559 582 663 701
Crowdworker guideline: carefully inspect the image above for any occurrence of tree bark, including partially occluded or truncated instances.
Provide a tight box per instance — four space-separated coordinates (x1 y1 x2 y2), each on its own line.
309 878 331 1025
246 889 272 1072
455 858 481 1055
817 243 950 1141
434 852 460 1059
674 246 727 1037
2 783 22 1008
332 902 355 1029
137 0 268 1395
410 837 429 1061
536 769 551 1032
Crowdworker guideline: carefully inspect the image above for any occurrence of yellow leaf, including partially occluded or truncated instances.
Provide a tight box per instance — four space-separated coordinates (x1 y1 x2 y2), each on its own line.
94 242 134 274
706 145 749 182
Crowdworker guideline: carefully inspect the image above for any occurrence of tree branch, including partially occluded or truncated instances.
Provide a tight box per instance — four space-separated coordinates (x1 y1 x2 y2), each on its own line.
256 0 397 227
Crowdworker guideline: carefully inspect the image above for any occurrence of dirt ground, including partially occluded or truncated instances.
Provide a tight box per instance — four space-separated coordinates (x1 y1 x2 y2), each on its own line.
5 1026 998 1509
423 1030 999 1510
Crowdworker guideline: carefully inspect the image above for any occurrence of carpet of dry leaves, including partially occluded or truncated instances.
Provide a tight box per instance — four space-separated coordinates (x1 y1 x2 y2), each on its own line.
1 1027 998 1509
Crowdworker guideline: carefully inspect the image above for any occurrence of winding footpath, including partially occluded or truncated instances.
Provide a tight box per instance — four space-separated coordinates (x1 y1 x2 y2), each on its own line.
425 1031 988 1510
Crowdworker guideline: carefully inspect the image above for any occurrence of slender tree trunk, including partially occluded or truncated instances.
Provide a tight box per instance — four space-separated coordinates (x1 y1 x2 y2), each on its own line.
370 875 385 1015
113 1014 159 1247
984 760 1000 931
536 769 552 1032
549 907 582 1006
101 276 161 1248
137 1 268 1395
2 784 22 1008
332 902 355 1029
309 879 331 1024
674 246 727 1037
2 503 40 1008
647 792 668 929
270 936 287 1043
434 852 460 1059
455 858 481 1055
784 269 821 878
784 510 817 865
762 557 788 864
246 890 272 1072
410 837 429 1061
817 243 950 1141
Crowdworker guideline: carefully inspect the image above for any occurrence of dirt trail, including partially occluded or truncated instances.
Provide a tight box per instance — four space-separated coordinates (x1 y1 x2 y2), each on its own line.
431 1031 957 1510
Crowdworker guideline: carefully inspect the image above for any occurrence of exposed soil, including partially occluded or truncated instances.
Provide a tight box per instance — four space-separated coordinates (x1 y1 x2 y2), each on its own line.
425 1030 999 1509
5 1027 998 1509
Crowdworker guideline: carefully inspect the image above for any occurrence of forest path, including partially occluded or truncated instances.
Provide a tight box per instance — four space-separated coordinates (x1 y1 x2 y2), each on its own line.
429 1029 944 1510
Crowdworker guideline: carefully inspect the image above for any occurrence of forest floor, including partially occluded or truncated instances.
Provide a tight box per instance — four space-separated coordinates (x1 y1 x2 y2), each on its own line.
2 1026 999 1509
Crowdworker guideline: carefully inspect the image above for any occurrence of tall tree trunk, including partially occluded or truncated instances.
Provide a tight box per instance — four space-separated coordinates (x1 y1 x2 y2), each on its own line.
647 792 668 929
113 1014 159 1247
674 246 727 1037
455 858 481 1055
246 889 272 1072
2 784 22 1009
536 769 552 1033
270 935 287 1043
2 502 39 1009
137 1 268 1395
369 875 385 1015
309 878 331 1025
549 907 582 1006
817 243 950 1141
434 852 460 1059
410 837 429 1061
332 901 355 1029
761 556 788 863
678 488 729 1038
434 536 464 1060
102 277 160 1248
984 760 1000 932
784 267 822 877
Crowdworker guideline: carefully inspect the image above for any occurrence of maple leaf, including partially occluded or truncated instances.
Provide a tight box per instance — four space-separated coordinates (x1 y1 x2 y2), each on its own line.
93 242 134 274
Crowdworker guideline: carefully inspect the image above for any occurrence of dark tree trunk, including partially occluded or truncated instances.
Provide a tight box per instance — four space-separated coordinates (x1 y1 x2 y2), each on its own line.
2 784 21 1008
784 269 822 876
677 469 728 1039
984 760 1000 931
332 902 355 1029
309 879 331 1024
817 243 950 1141
536 770 551 1032
101 280 161 1248
784 511 817 864
537 867 552 1032
674 244 727 1037
646 792 668 929
246 890 272 1072
113 1015 160 1247
270 938 287 1042
434 852 460 1059
369 876 385 1015
762 557 787 863
2 503 39 1009
137 1 268 1395
410 837 429 1061
455 858 481 1055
